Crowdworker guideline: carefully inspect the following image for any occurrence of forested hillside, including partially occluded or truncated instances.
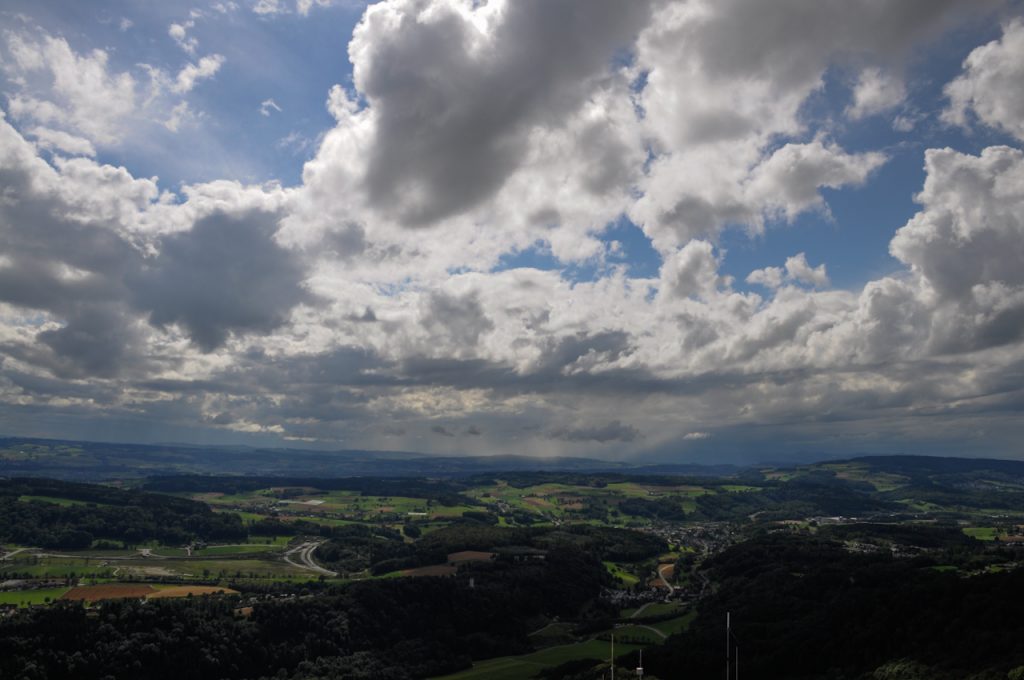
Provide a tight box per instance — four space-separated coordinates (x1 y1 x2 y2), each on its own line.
0 479 245 548
642 534 1024 679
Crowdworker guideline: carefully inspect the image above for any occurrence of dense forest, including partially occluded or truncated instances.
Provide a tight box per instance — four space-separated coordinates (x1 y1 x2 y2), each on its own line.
0 479 245 548
314 522 667 575
0 541 612 679
642 534 1024 679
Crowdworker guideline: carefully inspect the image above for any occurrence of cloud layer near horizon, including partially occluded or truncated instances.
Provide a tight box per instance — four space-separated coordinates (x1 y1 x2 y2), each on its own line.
0 0 1023 461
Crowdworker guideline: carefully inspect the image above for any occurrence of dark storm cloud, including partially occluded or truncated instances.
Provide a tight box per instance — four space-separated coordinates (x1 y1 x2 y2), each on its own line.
1 366 121 401
431 424 455 437
0 142 129 315
0 129 152 377
0 161 138 317
549 419 640 443
535 330 633 373
689 0 992 88
37 305 144 378
0 257 124 315
322 222 368 259
347 307 378 323
357 0 652 224
125 345 389 409
424 290 495 348
237 345 388 391
976 304 1024 350
392 354 670 396
129 210 316 351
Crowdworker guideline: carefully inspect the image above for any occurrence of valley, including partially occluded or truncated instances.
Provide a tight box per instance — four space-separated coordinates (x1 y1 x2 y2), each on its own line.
3 453 1024 679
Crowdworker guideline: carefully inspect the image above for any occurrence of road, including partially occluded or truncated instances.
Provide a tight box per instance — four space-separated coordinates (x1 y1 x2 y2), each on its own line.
656 563 675 594
633 624 667 640
1 547 28 561
284 541 337 576
630 601 655 619
5 549 150 561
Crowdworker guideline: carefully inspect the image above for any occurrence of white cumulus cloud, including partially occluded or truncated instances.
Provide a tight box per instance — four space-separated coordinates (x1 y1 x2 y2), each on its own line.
944 18 1024 141
847 67 907 120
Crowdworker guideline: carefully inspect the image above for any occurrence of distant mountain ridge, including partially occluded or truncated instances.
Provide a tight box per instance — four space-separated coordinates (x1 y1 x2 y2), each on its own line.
2 434 1020 482
0 435 642 480
838 454 1024 476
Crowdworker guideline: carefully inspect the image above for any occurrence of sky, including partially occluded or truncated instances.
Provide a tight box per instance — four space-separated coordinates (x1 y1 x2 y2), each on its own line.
1 0 1023 464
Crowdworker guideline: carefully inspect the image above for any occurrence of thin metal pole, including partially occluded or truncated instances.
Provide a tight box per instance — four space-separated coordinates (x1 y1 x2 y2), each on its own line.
611 633 615 680
726 612 730 680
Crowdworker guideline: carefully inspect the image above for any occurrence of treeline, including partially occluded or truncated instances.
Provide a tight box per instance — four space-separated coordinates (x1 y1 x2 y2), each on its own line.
465 470 755 490
0 545 610 680
641 534 1024 679
618 496 688 520
831 456 1024 512
142 475 476 507
818 522 980 549
850 455 1024 480
468 470 899 522
0 479 244 549
691 473 897 521
880 481 1024 512
314 522 667 576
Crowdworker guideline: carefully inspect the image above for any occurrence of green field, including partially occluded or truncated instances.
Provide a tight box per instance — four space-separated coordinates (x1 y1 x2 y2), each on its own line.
433 639 643 680
0 587 71 607
527 622 577 647
467 479 718 523
75 548 139 557
650 610 696 636
297 516 370 528
600 624 663 645
18 495 97 507
235 511 272 522
1 549 313 582
820 463 910 492
601 609 694 640
109 557 309 580
963 527 999 541
604 561 640 586
0 556 115 579
244 534 294 546
199 487 481 522
622 601 685 619
193 544 279 556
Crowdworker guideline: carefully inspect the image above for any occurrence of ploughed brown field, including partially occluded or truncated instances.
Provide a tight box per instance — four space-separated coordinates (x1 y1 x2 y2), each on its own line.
60 584 240 602
400 564 457 577
61 584 156 601
147 586 239 598
446 550 495 564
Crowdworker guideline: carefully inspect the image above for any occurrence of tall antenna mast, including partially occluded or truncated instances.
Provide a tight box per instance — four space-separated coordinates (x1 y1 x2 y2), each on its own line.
726 611 731 680
728 613 740 680
610 633 615 680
